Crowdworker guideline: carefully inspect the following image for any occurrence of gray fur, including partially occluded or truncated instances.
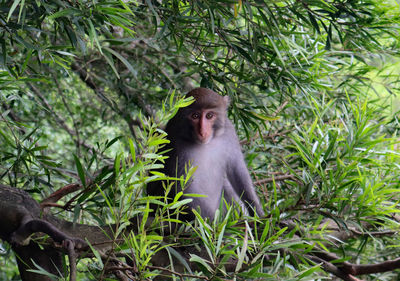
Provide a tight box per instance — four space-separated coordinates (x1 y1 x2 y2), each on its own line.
147 88 264 220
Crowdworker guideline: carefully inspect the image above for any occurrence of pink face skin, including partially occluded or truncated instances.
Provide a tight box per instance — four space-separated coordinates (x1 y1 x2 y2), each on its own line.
190 109 217 144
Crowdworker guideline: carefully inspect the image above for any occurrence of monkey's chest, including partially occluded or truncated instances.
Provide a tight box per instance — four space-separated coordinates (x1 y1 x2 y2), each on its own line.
181 150 226 191
173 144 230 218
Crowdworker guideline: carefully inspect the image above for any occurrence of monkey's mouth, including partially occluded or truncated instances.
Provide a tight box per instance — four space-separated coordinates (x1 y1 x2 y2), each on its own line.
196 136 212 145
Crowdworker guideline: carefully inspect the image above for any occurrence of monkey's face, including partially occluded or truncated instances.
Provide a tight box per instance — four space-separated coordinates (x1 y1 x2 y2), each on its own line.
188 109 219 144
168 88 228 145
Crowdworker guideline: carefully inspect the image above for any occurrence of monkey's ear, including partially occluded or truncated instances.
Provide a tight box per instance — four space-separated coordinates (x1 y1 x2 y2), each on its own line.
223 95 230 108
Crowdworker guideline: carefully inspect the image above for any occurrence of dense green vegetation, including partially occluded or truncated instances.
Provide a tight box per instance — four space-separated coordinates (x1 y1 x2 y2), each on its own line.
1 0 400 280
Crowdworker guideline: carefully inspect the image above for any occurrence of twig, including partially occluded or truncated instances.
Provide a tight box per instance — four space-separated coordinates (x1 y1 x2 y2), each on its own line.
306 255 363 281
312 249 400 276
26 82 94 151
344 257 400 276
65 240 77 281
41 184 82 209
240 129 292 145
350 229 397 237
272 100 289 117
254 174 297 185
51 70 82 153
147 265 210 280
71 61 142 137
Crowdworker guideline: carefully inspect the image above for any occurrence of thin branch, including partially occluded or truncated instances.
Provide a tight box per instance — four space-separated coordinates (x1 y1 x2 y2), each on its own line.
306 255 363 281
71 61 142 137
26 82 94 151
106 265 212 281
51 71 82 153
240 129 292 145
40 183 82 210
345 258 400 276
272 100 289 117
312 248 400 276
65 240 77 281
142 55 177 88
254 174 297 185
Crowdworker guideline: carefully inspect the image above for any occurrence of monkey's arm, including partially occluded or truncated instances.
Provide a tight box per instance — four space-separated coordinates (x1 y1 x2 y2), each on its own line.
226 151 265 217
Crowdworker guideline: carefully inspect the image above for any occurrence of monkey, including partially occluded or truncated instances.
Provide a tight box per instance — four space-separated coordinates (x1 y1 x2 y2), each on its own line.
147 88 264 221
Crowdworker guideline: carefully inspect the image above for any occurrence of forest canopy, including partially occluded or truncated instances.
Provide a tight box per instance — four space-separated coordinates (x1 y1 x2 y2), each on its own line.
1 0 400 280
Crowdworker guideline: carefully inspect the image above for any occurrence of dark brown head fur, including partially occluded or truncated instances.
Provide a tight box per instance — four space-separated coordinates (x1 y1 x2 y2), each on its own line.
186 88 229 110
166 88 230 143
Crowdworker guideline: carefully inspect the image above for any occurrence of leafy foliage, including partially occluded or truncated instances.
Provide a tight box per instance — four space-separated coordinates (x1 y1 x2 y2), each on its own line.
1 0 400 280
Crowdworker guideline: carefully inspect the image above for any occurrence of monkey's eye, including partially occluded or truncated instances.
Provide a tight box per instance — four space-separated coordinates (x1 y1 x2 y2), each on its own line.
191 112 200 119
205 112 214 119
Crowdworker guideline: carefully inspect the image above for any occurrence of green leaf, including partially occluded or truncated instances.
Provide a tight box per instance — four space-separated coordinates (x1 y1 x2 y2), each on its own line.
115 152 122 177
73 154 86 187
235 226 248 272
129 138 136 162
250 112 279 121
189 254 213 273
148 138 169 147
232 44 255 64
297 264 321 278
48 8 81 20
88 19 103 54
7 0 21 22
86 240 103 268
168 198 193 209
308 12 320 34
183 193 207 198
104 47 137 77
